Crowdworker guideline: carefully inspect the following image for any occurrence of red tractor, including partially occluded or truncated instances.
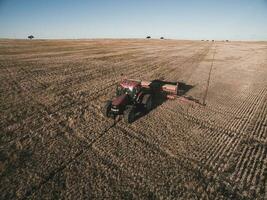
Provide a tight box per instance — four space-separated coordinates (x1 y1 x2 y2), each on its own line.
102 79 179 123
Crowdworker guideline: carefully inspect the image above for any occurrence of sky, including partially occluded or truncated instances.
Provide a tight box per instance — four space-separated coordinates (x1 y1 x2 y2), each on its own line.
0 0 267 40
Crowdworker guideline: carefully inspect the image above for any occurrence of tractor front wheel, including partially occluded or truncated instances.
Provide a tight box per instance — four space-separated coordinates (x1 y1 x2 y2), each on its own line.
124 106 135 123
102 100 112 117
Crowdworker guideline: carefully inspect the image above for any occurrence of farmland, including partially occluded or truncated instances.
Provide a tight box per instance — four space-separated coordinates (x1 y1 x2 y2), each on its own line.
0 39 266 199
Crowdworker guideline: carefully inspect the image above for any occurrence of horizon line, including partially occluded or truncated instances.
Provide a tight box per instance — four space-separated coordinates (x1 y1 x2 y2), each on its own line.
0 37 267 42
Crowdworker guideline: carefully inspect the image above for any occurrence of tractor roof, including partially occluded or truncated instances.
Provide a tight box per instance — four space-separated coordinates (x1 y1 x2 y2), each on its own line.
120 79 141 89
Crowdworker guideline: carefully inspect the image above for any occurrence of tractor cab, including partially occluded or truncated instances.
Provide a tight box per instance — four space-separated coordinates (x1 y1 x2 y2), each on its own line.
116 79 141 99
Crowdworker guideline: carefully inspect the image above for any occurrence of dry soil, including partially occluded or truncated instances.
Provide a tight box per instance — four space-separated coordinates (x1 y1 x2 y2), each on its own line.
0 39 266 199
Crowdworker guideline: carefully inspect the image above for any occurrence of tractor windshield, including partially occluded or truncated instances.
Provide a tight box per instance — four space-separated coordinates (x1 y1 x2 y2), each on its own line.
117 85 137 98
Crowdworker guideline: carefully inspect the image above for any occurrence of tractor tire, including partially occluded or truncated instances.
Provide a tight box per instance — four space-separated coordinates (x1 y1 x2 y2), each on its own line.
124 106 135 123
142 94 153 112
102 100 112 117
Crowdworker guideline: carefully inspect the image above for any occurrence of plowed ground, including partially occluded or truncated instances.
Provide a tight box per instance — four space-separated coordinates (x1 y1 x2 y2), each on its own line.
0 39 266 199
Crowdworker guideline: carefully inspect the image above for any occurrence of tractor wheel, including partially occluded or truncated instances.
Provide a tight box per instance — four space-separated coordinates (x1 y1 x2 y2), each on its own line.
124 106 135 123
102 100 112 117
143 94 153 112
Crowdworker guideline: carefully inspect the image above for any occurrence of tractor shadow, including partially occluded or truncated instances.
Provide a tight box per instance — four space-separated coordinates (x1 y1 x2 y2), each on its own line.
133 80 195 122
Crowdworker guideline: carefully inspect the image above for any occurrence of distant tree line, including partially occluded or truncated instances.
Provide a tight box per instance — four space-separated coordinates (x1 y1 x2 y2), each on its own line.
146 36 165 39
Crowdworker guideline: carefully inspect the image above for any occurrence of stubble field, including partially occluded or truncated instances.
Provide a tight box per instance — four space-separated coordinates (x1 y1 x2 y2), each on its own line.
0 39 266 199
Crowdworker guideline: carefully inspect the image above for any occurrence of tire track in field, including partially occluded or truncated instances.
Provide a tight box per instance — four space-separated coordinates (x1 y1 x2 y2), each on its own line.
20 117 118 200
148 43 211 81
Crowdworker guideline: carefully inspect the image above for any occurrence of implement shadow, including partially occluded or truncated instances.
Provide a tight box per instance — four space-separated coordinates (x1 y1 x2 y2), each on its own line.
133 80 195 122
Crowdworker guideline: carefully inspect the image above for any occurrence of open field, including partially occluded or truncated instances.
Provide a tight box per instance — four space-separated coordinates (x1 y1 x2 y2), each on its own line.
0 39 266 199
